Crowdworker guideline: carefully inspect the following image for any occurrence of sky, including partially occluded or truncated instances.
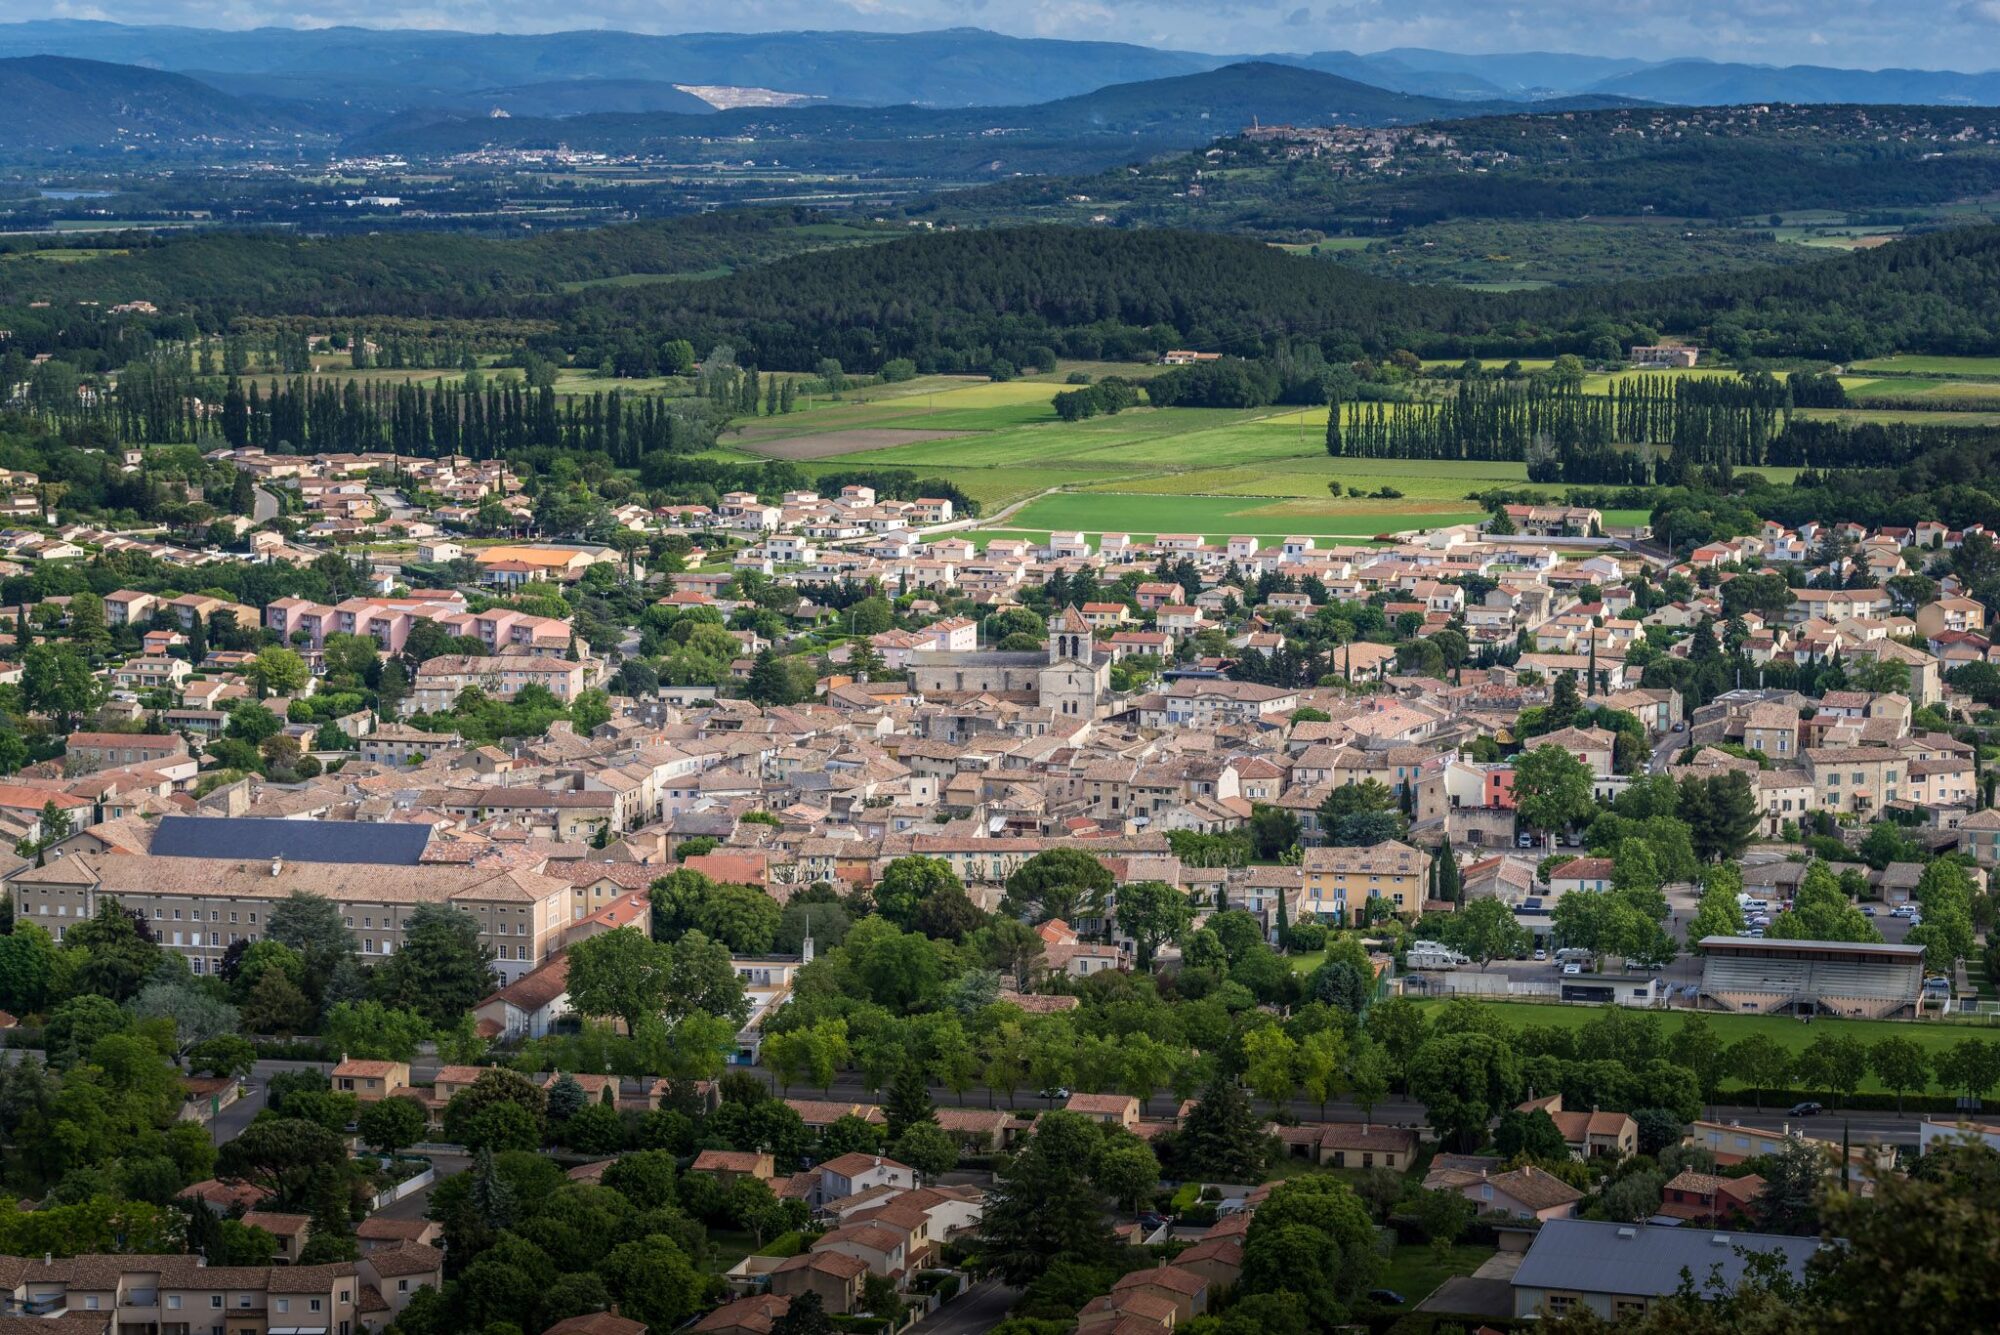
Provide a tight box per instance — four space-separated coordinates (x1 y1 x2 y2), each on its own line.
31 0 2000 71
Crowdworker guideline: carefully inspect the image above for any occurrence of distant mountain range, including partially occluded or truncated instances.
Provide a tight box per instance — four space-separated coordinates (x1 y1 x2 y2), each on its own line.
0 54 310 153
341 63 1643 169
4 20 2000 115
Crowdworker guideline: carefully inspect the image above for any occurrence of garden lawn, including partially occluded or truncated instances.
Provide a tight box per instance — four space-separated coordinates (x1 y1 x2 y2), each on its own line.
1408 999 1987 1094
1372 1244 1493 1307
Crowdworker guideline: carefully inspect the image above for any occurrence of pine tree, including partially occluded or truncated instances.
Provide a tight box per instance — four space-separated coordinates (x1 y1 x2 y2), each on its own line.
746 649 797 706
885 1063 936 1141
467 1146 515 1229
546 1072 587 1123
1177 1076 1266 1181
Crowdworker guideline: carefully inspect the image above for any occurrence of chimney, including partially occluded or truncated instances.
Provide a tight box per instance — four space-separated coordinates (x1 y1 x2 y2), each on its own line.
270 855 283 877
44 1253 51 1266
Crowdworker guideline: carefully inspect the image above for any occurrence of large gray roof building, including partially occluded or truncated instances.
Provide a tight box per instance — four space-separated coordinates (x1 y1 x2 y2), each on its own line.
1512 1219 1825 1321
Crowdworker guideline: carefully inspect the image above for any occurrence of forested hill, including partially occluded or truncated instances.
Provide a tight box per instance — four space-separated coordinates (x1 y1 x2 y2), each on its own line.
0 55 315 154
604 222 2000 368
9 212 2000 368
0 210 891 323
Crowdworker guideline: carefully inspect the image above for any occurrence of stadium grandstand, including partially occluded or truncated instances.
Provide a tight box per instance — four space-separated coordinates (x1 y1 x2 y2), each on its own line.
1698 936 1925 1019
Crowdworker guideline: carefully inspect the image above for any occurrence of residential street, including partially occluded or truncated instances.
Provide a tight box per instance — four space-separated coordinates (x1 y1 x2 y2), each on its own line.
907 1279 1021 1335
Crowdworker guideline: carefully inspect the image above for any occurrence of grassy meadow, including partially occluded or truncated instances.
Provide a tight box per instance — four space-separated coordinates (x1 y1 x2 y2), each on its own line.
723 374 1602 525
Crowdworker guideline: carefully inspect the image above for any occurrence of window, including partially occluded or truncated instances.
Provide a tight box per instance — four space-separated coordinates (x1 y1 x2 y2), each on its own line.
310 1300 322 1313
275 1300 289 1314
85 1298 99 1311
169 1297 182 1310
210 1297 223 1310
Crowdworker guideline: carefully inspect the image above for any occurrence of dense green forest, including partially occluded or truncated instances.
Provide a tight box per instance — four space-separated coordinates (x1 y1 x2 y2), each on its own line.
0 209 892 324
10 206 2000 377
604 222 2000 369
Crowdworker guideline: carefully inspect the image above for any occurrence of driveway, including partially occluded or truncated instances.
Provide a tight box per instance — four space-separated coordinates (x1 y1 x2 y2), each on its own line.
908 1279 1019 1335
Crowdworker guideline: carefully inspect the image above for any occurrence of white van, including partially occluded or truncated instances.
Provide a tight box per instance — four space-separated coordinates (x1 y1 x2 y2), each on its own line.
1737 896 1771 915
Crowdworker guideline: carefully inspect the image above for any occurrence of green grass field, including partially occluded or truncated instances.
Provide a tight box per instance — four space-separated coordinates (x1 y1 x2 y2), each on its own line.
1410 999 1989 1094
1008 492 1484 539
1848 355 2000 378
726 366 1676 531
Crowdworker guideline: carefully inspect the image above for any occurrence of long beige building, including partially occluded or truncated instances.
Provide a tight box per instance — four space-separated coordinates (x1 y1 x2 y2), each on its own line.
0 1244 441 1335
6 853 573 983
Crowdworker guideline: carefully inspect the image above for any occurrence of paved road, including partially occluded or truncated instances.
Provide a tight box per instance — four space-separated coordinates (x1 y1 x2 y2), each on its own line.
908 1279 1019 1335
1 1052 1930 1157
753 1068 1932 1146
252 486 281 523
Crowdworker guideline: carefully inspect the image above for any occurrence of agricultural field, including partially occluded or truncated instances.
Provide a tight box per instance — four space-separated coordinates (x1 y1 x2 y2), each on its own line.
1409 999 1986 1095
1847 354 2000 379
1004 492 1486 540
730 369 1663 526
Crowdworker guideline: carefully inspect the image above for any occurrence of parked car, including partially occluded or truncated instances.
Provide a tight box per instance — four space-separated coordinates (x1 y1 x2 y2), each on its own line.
1788 1101 1823 1117
1908 914 1923 928
1517 832 1537 848
1562 963 1583 976
1138 1212 1172 1230
1891 905 1914 918
1533 948 1547 961
1860 905 1876 917
1367 1290 1407 1307
1672 721 1686 732
1038 1086 1072 1102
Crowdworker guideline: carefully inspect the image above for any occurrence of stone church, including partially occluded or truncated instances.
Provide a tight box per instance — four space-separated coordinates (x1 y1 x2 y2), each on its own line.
906 605 1111 719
